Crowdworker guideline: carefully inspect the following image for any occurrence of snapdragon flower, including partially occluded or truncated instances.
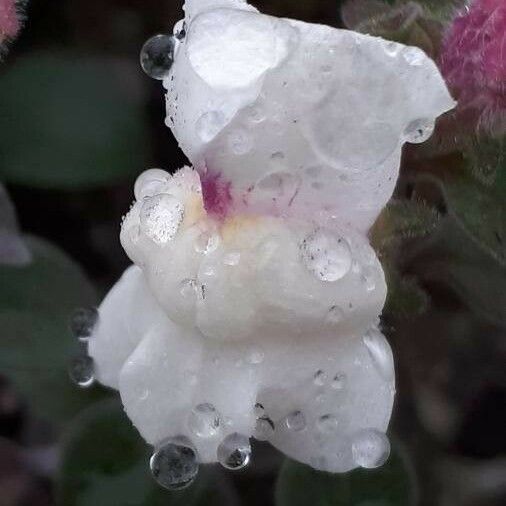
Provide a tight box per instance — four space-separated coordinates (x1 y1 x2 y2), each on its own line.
79 0 454 489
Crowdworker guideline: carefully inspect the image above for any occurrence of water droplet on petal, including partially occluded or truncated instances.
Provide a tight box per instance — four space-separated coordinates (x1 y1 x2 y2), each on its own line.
188 403 221 438
254 403 265 418
227 129 253 155
140 34 176 80
134 169 168 200
363 328 394 381
217 433 251 470
245 103 266 124
140 194 184 245
173 20 186 40
150 436 199 490
402 46 425 66
194 230 219 254
326 305 344 325
285 411 306 432
317 414 339 433
404 118 435 144
70 307 98 341
196 111 227 143
254 416 275 441
301 230 352 282
313 369 327 386
331 373 346 390
351 429 390 469
69 355 95 388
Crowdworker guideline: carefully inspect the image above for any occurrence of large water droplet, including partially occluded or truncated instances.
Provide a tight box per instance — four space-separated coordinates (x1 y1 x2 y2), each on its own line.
134 169 168 200
301 230 352 282
317 414 339 433
196 111 227 143
285 411 306 432
140 34 176 80
363 328 395 381
404 118 435 144
188 403 221 438
217 433 251 470
140 193 184 245
150 436 199 490
70 307 98 341
68 355 95 388
351 429 390 469
313 369 327 386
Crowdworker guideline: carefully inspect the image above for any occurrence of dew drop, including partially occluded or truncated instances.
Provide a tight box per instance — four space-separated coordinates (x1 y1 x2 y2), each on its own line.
362 328 394 381
313 369 327 386
351 429 390 469
194 230 219 254
317 414 339 433
70 307 98 341
173 19 186 40
326 305 344 325
301 230 352 282
217 433 251 470
188 403 221 438
285 411 306 432
227 129 253 155
134 169 168 200
254 403 265 418
402 46 425 66
196 111 227 143
404 118 435 144
140 194 184 245
331 373 346 390
150 436 199 490
140 34 176 80
68 355 95 388
255 416 275 441
245 103 266 124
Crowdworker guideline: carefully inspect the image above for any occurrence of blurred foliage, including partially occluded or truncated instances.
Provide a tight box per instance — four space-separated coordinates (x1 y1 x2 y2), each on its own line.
275 444 415 506
0 235 108 428
0 51 149 189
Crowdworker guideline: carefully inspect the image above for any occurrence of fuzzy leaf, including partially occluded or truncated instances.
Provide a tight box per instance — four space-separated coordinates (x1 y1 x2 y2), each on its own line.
371 199 441 251
58 399 239 506
0 52 148 189
0 235 107 427
275 444 414 506
442 171 506 267
415 218 506 327
465 136 506 187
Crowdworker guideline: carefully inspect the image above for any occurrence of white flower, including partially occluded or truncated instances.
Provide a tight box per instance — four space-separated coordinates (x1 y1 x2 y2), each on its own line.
86 0 454 480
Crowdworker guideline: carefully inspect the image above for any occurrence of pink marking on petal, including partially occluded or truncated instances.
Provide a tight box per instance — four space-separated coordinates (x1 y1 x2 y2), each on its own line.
0 0 21 41
200 169 233 219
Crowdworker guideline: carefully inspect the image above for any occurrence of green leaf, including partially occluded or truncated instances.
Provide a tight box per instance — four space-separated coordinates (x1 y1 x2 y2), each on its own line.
58 399 239 506
442 171 506 267
0 52 149 189
371 199 441 252
384 265 429 318
464 136 506 187
414 218 506 327
275 444 415 506
0 235 107 427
